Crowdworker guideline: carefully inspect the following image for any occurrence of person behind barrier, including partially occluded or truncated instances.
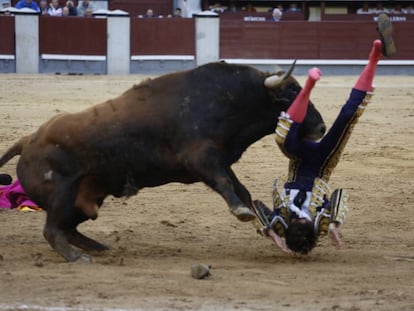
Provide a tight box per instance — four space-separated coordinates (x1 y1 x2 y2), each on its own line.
47 0 62 16
77 0 93 16
168 7 182 18
15 0 40 12
65 0 77 16
357 2 373 14
373 2 390 14
61 5 69 16
286 3 301 12
39 0 48 15
269 8 282 21
253 14 396 254
83 7 93 17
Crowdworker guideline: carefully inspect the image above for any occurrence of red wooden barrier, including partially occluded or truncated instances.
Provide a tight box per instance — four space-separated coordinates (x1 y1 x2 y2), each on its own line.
220 20 414 60
220 11 305 21
39 16 106 55
2 15 413 63
130 18 195 55
0 16 15 55
321 13 414 21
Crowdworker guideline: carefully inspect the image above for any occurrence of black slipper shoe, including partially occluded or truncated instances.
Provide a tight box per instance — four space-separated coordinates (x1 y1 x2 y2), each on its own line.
377 13 396 57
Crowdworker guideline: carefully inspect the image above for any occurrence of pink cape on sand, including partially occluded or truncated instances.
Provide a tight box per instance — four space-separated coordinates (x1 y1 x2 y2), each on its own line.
0 180 41 210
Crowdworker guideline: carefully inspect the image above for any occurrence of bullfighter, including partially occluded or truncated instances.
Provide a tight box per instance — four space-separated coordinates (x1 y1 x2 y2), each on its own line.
253 13 396 254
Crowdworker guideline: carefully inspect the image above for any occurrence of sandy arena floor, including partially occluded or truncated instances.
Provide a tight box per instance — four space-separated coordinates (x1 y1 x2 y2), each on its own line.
0 73 413 311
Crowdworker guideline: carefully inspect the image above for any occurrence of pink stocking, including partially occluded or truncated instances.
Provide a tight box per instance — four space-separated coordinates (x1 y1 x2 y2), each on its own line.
287 67 321 123
354 40 382 91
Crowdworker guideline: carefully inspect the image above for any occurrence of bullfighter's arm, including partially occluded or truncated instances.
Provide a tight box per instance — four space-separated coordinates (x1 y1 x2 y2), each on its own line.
251 200 291 253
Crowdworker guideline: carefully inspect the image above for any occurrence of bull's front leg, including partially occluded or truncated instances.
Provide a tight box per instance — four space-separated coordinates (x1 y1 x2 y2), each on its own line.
182 144 256 222
204 170 256 222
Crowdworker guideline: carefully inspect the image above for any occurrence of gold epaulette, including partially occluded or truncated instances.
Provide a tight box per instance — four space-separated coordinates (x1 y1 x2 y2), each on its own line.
309 178 331 218
309 178 332 236
275 112 293 146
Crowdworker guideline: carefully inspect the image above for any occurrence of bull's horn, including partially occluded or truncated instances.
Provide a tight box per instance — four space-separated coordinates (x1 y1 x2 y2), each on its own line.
264 59 297 88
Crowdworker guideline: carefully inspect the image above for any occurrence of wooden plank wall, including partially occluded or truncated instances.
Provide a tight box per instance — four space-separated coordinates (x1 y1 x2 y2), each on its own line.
0 16 14 55
220 11 306 21
220 20 414 59
39 16 107 55
1 15 412 60
130 18 195 55
321 13 414 21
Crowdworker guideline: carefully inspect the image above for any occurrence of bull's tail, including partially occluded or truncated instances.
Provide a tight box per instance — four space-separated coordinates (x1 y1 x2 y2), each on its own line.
0 135 31 167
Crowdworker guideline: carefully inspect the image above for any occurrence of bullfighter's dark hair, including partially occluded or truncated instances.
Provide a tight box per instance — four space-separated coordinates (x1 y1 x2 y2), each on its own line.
285 221 318 254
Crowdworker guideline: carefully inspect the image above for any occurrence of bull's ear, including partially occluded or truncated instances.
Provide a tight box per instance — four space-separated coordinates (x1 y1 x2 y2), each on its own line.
264 60 296 89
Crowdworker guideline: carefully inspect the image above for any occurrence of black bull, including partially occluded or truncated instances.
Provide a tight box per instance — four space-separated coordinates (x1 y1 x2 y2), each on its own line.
0 62 325 262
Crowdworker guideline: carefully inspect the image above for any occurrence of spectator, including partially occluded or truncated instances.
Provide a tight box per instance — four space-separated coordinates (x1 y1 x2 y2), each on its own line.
15 0 40 12
286 3 301 12
172 7 182 18
269 8 282 21
77 0 93 16
84 7 93 17
228 1 237 12
39 0 48 15
61 5 69 16
242 3 256 12
391 4 407 14
405 5 414 13
143 8 155 18
357 2 373 14
48 0 62 16
373 2 390 14
210 2 225 13
66 0 77 16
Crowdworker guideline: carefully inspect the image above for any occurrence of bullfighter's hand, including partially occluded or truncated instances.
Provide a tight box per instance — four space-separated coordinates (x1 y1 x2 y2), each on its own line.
267 228 292 254
328 222 342 250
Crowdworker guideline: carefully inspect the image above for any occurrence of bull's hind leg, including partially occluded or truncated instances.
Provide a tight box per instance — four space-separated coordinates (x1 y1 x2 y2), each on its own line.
68 229 109 252
42 188 97 262
44 201 109 262
66 208 109 252
43 216 92 263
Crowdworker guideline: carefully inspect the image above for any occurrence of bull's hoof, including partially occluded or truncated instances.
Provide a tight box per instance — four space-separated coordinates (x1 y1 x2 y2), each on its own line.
230 206 256 222
74 253 93 264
